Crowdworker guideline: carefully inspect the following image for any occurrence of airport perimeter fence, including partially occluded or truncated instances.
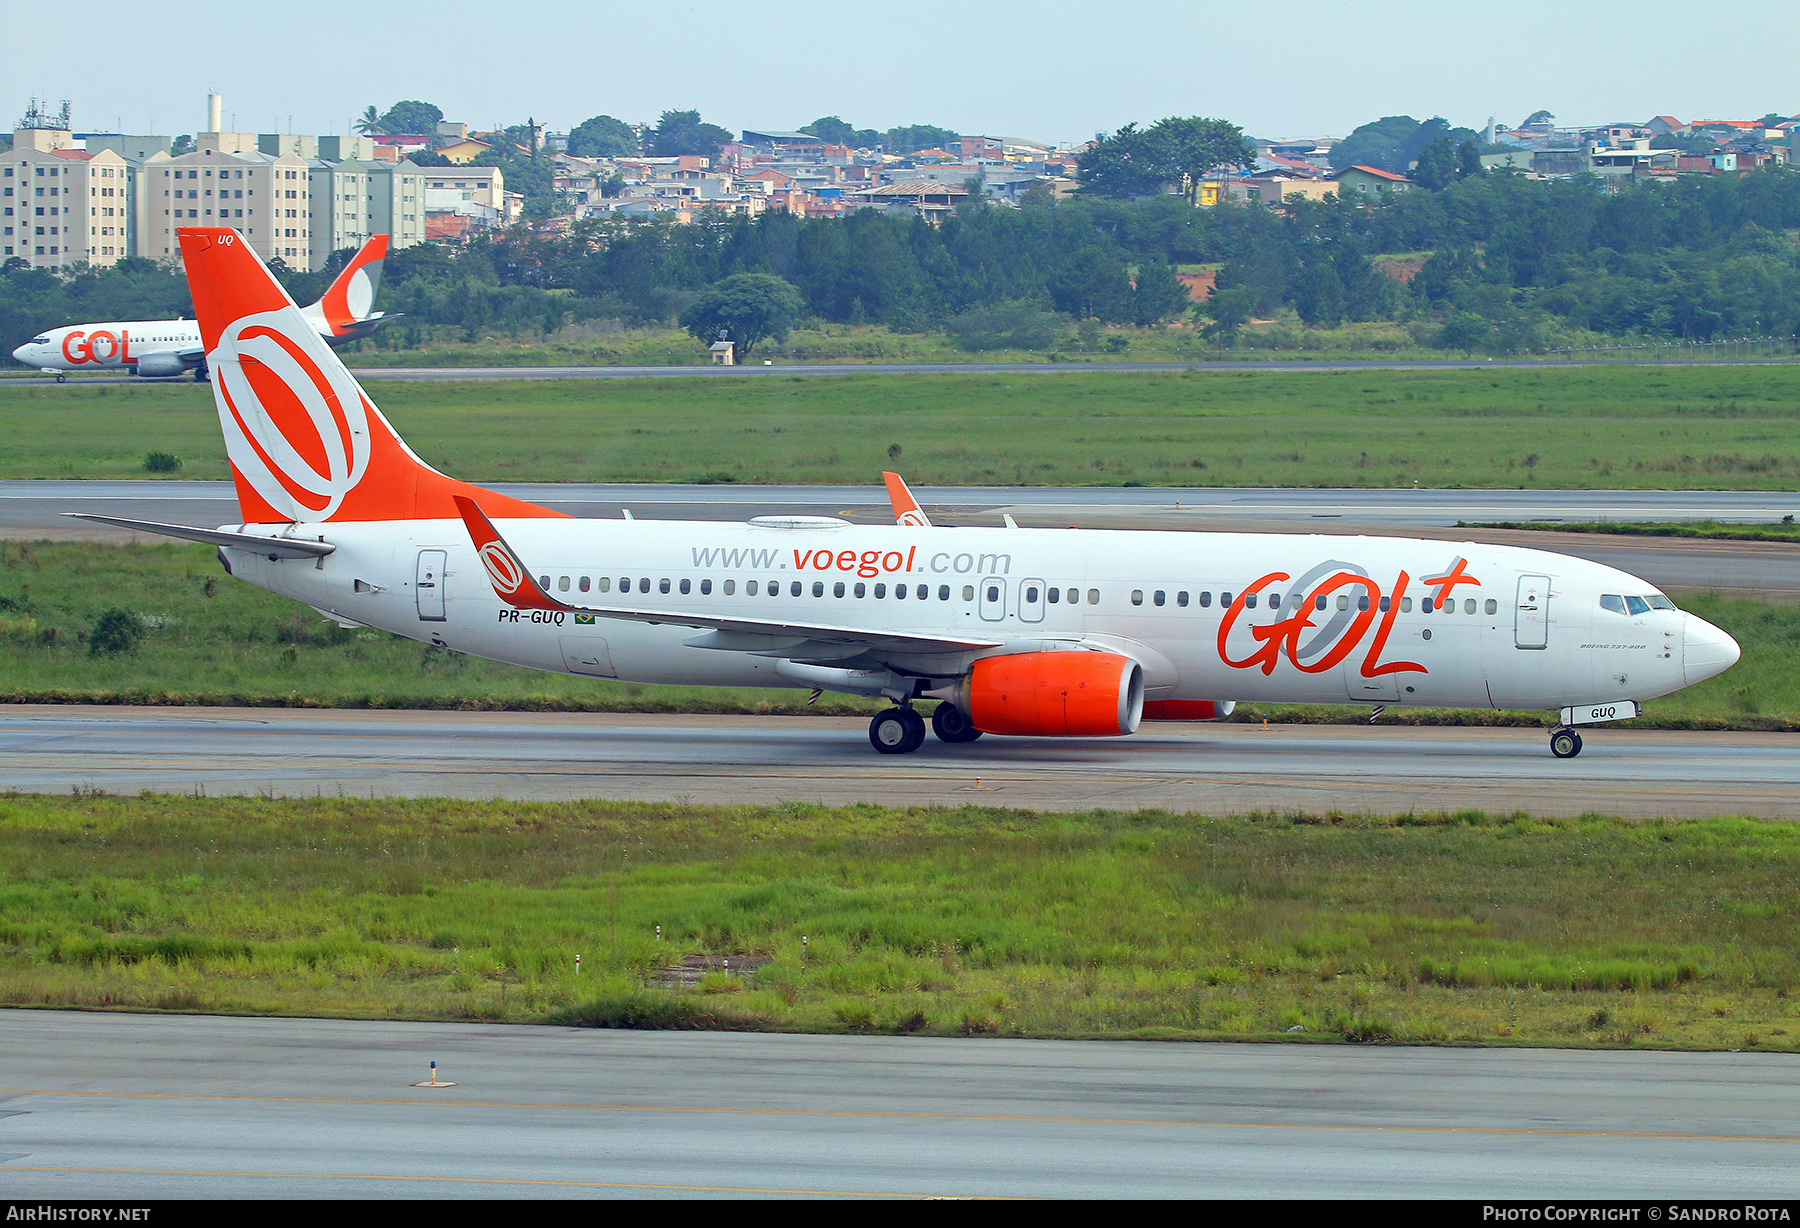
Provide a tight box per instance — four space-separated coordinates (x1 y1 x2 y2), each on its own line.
1533 335 1800 361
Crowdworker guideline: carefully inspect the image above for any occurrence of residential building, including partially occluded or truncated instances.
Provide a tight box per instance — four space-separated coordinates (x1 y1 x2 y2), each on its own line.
1334 165 1414 195
308 158 427 266
147 147 315 269
847 180 969 224
3 141 135 268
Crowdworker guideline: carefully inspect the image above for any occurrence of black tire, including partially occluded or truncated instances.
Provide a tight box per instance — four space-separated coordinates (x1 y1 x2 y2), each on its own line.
931 701 983 743
55 374 66 384
870 708 925 755
1550 728 1581 759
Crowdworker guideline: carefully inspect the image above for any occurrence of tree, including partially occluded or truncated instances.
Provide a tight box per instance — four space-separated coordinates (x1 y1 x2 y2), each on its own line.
1196 285 1256 352
1077 123 1168 198
1331 115 1481 173
1438 311 1491 356
945 300 1069 351
1519 110 1555 128
1293 261 1347 326
1130 261 1192 325
171 135 194 155
1079 116 1255 203
1145 116 1256 204
408 150 451 167
678 273 803 358
568 114 638 158
1413 137 1457 191
380 100 443 137
647 109 733 161
882 124 959 154
1456 139 1485 180
355 105 385 136
801 116 856 145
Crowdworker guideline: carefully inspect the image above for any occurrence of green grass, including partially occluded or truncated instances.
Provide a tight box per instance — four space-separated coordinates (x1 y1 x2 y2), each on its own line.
2 795 1797 1049
1467 519 1800 543
1 540 1794 728
8 366 1800 488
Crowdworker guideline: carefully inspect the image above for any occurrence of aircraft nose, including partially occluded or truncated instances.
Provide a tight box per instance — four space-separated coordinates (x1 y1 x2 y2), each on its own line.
1682 613 1740 685
10 344 30 363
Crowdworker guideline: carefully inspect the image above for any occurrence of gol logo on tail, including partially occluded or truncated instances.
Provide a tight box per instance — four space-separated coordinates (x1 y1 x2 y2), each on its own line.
212 309 371 522
478 542 525 594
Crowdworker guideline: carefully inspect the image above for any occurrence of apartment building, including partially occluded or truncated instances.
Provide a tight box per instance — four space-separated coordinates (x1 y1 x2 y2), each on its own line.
145 147 315 269
309 158 427 267
4 117 136 269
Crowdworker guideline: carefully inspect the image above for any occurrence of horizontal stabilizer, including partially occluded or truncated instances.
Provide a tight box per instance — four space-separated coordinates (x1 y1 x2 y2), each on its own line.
63 513 335 558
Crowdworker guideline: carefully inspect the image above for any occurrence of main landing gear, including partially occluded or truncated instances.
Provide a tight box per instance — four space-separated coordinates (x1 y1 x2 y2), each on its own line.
930 700 983 744
869 701 985 754
54 373 67 384
1549 726 1584 759
869 705 926 754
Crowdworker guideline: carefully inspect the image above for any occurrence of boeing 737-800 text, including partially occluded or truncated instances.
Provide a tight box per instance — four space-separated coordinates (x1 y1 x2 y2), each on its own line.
12 233 393 382
70 227 1741 759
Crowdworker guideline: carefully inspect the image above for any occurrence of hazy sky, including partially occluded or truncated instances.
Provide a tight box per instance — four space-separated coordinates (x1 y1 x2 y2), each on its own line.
17 0 1799 146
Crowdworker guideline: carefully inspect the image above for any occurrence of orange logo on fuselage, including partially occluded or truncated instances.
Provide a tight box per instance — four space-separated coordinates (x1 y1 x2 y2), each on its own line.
1215 560 1473 680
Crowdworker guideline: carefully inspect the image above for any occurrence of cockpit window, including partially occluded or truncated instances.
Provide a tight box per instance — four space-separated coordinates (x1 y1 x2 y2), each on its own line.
30 336 49 345
1648 594 1676 610
1600 595 1627 614
1625 595 1651 615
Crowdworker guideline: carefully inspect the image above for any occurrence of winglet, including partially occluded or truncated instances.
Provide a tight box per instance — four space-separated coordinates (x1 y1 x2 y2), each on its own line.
454 496 565 611
882 472 932 527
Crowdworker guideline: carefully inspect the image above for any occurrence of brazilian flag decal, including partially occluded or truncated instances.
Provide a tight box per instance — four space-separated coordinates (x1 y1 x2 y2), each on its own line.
574 613 596 625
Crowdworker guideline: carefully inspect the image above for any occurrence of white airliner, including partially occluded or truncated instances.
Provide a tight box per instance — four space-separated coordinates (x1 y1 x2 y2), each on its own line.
70 227 1741 759
11 234 394 383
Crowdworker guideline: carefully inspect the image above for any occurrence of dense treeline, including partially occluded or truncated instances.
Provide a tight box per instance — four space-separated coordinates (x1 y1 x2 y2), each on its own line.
4 168 1799 360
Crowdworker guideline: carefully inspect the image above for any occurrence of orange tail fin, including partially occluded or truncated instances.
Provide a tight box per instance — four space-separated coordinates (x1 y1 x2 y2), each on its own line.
179 227 560 525
313 234 390 337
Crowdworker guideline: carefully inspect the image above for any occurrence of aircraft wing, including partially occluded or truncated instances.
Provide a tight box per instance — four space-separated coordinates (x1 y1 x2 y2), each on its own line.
454 496 1000 656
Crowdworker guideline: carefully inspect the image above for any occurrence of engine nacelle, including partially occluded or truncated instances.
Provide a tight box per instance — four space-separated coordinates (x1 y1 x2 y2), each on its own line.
1142 700 1237 721
132 352 188 378
936 650 1145 737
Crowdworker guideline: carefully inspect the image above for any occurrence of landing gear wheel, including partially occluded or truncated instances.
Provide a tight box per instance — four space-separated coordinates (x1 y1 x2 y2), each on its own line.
193 361 210 384
869 707 926 754
1549 727 1583 759
931 701 983 744
55 374 66 384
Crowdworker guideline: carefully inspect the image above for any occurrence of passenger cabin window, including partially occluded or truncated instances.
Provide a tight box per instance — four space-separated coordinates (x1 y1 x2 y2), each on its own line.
557 576 570 592
961 585 975 601
1131 589 1143 606
1153 590 1165 607
597 577 612 593
1087 589 1100 605
939 585 951 601
1199 592 1212 608
1485 598 1497 614
1176 591 1188 607
1400 597 1412 612
679 579 691 595
578 576 590 593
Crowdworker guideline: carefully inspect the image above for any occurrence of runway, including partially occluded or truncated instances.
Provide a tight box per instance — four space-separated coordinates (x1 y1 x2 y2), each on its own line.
5 706 1796 817
6 480 1799 597
3 1009 1797 1199
4 356 1792 386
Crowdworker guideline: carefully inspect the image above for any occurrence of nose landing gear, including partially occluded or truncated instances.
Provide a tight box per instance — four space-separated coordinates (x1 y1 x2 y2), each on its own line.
1549 727 1584 759
869 705 927 754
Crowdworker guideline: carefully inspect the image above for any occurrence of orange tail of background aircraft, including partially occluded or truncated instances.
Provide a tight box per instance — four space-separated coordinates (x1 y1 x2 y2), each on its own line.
178 227 558 525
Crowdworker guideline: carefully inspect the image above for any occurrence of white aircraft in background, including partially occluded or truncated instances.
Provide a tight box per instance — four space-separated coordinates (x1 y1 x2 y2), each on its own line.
69 226 1741 760
11 234 395 383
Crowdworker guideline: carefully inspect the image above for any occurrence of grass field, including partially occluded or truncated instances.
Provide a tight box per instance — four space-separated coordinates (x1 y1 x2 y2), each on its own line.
2 795 1796 1049
7 366 1800 489
332 317 1465 368
1470 519 1800 543
2 540 1795 728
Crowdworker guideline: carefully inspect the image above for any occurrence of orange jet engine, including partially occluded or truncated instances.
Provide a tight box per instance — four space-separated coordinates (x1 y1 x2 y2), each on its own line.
934 651 1145 737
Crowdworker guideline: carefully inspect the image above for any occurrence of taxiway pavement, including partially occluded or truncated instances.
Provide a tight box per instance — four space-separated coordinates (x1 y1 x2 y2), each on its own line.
3 1009 1798 1199
4 706 1795 818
